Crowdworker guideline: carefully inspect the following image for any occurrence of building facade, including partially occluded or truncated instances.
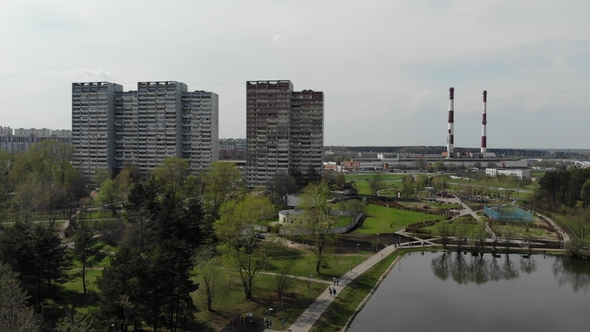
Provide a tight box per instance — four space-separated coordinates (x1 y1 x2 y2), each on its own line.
72 81 218 180
0 126 72 153
246 80 323 189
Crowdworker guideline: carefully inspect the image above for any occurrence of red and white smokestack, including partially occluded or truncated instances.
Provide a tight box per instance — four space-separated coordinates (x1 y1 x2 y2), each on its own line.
481 90 487 154
446 87 455 158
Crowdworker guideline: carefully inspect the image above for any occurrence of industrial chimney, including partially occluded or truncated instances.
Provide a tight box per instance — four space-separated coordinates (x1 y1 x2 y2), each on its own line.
481 90 487 154
446 87 455 158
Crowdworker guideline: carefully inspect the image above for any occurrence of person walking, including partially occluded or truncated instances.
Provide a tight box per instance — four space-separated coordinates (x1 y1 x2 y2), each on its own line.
333 277 336 285
333 286 337 297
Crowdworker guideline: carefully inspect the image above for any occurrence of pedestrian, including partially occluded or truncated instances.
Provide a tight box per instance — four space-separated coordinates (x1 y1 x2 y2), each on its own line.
333 286 337 297
328 286 332 296
333 277 336 285
336 277 339 285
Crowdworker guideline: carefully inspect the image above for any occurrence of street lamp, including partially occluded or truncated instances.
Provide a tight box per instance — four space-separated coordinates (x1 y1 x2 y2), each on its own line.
307 274 313 301
376 233 379 252
268 307 274 330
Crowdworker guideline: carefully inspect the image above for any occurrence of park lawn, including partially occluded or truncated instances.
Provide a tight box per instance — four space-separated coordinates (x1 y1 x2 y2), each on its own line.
422 218 482 237
396 201 460 210
345 173 405 181
356 205 445 234
264 242 370 281
193 271 327 331
351 181 371 195
490 222 558 240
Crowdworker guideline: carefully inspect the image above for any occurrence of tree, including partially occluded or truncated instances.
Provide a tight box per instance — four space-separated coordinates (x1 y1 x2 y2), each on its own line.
436 221 451 248
95 178 119 214
0 263 43 332
55 308 95 332
214 195 275 299
10 175 50 223
0 222 67 309
300 182 336 274
369 173 384 196
580 179 590 208
274 264 294 310
401 175 415 197
335 173 346 188
433 160 445 173
73 228 101 295
203 162 246 228
196 253 224 312
267 172 299 201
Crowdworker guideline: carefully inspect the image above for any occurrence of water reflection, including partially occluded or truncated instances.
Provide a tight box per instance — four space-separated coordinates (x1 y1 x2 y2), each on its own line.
431 252 535 284
431 252 590 292
552 257 590 293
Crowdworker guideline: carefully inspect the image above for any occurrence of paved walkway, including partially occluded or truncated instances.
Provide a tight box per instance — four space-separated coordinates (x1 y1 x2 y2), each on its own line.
283 243 403 332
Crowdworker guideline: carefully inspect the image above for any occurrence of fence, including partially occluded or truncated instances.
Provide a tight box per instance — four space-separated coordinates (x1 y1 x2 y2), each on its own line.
484 205 533 223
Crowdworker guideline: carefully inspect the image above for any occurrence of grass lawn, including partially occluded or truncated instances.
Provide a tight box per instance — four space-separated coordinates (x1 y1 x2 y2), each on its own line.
264 242 371 281
193 269 328 331
422 218 482 238
345 173 405 181
490 222 558 240
356 205 444 234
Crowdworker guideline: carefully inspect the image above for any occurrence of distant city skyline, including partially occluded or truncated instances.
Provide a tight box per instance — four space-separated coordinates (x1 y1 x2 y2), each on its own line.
1 1 589 149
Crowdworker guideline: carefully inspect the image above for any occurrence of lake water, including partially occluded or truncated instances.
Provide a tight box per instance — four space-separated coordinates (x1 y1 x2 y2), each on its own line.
347 252 590 332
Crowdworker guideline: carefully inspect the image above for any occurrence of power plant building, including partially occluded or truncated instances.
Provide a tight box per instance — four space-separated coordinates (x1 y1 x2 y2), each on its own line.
246 80 323 189
72 81 218 180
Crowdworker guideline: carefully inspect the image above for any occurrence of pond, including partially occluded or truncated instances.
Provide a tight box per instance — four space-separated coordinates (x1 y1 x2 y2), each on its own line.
347 252 590 332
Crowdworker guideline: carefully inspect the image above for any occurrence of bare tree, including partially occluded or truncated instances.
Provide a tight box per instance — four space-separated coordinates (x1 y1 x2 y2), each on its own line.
0 263 43 331
197 255 224 311
300 182 336 274
274 264 294 310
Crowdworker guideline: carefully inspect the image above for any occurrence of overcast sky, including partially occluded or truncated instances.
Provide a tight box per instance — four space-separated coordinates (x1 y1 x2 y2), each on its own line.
1 0 588 149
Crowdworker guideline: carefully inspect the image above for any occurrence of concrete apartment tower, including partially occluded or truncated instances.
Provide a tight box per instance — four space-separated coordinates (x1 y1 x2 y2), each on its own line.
73 81 218 180
246 80 323 189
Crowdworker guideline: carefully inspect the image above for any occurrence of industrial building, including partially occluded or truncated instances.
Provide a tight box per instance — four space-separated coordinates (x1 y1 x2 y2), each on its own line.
72 81 218 180
246 80 323 189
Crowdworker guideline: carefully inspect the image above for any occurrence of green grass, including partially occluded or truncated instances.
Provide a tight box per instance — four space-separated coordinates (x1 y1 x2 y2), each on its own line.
422 218 482 237
264 242 370 281
345 173 405 181
192 266 329 331
356 205 445 234
490 223 558 240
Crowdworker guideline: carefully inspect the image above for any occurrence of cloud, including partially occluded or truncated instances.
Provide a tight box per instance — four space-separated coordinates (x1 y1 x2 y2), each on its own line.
64 68 114 81
272 34 294 48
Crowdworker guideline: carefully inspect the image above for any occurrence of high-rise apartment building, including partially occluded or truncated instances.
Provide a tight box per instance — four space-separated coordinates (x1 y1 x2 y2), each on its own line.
246 80 323 189
72 81 218 180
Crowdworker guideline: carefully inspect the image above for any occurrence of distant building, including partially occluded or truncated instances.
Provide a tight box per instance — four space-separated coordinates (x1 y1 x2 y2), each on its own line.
246 80 323 189
72 81 218 180
0 126 72 153
485 168 531 179
219 138 246 159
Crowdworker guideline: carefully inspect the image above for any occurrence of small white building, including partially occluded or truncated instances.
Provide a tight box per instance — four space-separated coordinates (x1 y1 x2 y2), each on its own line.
486 168 531 179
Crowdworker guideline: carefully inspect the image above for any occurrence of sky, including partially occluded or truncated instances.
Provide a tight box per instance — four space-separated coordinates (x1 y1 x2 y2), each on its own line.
0 0 589 149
